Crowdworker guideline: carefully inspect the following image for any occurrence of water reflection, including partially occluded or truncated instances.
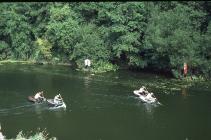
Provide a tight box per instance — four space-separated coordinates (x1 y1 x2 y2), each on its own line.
143 103 158 114
48 108 66 118
135 100 159 119
33 104 48 120
34 104 43 115
181 88 188 98
83 74 93 88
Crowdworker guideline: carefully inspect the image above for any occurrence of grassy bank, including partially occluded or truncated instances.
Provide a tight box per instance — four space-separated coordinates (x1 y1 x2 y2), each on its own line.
0 60 36 65
0 59 118 73
0 59 71 66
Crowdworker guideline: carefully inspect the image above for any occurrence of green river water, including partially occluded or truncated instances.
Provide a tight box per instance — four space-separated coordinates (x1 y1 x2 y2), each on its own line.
0 64 211 140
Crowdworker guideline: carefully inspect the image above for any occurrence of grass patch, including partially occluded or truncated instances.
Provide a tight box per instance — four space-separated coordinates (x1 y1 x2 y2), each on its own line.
9 129 56 140
0 60 36 64
0 59 71 66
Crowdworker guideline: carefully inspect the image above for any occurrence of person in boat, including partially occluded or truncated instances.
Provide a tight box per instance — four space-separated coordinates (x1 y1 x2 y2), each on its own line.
34 91 44 101
137 86 157 102
138 86 148 96
139 86 155 97
145 92 152 99
54 94 63 104
144 90 156 100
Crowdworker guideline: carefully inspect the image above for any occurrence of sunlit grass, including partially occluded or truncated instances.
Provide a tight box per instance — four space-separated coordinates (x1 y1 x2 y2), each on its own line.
0 60 36 64
0 59 71 66
10 129 56 140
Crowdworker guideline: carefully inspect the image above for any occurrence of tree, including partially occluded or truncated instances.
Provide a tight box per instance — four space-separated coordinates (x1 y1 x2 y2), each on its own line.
0 3 34 60
143 3 205 77
46 3 79 62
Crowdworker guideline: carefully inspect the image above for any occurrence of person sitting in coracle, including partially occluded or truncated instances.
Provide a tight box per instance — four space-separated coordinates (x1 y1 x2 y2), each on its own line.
145 91 152 98
34 91 44 101
54 94 63 104
138 86 149 96
141 86 155 97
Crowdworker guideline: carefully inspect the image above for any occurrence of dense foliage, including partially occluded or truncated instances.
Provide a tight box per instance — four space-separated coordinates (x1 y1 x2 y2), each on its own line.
0 2 211 77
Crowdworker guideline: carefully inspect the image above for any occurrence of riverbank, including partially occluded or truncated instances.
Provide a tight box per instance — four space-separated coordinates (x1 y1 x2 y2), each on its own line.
0 60 209 80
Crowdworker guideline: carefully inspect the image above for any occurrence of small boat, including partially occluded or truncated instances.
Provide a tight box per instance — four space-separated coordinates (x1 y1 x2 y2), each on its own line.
46 99 66 109
133 90 158 104
27 96 46 103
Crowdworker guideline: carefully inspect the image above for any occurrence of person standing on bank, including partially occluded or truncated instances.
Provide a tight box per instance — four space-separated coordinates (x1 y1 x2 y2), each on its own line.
184 62 188 77
84 59 91 69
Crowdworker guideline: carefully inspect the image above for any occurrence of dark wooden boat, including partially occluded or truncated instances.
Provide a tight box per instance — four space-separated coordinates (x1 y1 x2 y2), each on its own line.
28 96 37 103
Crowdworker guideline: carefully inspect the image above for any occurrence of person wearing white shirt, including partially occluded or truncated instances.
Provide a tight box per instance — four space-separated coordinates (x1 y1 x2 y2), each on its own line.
146 92 152 99
34 91 44 100
139 86 148 95
84 59 91 68
54 94 63 104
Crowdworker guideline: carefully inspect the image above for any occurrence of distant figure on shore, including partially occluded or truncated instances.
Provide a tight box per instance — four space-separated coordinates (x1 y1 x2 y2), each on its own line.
0 124 5 140
184 62 188 77
84 59 91 68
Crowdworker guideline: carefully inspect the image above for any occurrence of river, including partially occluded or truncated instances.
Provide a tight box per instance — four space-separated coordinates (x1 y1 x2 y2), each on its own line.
0 64 210 140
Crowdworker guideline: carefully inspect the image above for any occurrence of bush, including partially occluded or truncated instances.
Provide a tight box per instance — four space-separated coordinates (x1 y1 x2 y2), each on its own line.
171 69 181 79
91 60 118 73
76 59 118 73
34 38 53 62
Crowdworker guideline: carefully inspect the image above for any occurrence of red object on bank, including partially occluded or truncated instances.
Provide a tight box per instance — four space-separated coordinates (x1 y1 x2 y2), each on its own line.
184 63 188 76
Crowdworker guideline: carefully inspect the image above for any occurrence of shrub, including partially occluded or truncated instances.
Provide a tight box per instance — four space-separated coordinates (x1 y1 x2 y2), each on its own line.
91 60 118 73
